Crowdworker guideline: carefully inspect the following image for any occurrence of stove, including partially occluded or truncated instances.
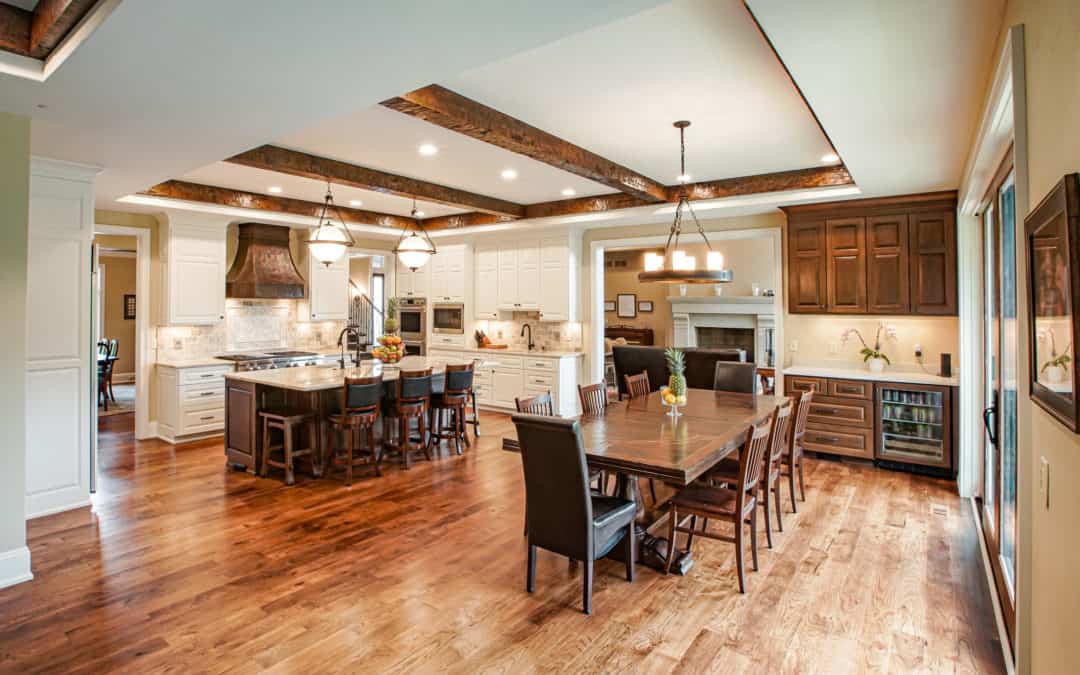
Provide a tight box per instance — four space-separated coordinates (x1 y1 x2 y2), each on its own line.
215 350 322 372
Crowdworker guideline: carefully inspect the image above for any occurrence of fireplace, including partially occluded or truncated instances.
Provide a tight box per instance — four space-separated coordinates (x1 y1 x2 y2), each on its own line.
696 327 755 362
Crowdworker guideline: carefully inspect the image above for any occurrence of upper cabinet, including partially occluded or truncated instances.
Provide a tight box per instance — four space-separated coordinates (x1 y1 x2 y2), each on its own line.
429 244 467 303
476 234 578 321
303 254 349 321
474 243 499 319
396 255 430 298
160 221 227 325
783 192 957 316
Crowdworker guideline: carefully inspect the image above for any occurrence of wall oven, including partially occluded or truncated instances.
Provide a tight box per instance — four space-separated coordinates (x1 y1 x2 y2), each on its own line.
432 302 465 334
396 297 426 343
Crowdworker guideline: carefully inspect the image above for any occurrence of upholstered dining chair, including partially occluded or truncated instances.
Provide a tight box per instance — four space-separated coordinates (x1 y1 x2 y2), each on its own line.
513 414 636 614
326 375 383 484
713 361 758 394
430 362 474 455
382 369 433 469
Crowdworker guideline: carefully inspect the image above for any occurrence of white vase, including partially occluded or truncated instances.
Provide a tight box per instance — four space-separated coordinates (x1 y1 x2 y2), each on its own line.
867 357 886 374
679 285 688 296
1046 364 1067 383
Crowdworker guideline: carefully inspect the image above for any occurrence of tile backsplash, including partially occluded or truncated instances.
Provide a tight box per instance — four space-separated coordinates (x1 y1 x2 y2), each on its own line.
155 299 344 361
473 313 583 352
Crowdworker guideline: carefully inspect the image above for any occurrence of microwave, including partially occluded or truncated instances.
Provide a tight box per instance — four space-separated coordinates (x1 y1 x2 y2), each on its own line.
432 302 465 334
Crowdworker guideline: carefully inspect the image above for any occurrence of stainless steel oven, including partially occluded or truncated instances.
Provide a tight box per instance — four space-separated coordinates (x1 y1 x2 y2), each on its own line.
432 302 465 334
397 297 426 342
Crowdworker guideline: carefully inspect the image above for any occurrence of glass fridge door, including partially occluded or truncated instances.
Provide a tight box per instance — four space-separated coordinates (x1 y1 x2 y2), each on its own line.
879 387 946 465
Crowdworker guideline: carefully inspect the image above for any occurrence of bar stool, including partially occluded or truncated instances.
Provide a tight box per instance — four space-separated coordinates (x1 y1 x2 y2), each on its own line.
382 368 433 469
430 362 474 455
325 375 383 485
259 409 319 485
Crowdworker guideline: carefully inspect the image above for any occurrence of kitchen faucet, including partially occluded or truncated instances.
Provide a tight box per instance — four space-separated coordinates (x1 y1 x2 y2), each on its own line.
520 323 535 351
337 326 363 368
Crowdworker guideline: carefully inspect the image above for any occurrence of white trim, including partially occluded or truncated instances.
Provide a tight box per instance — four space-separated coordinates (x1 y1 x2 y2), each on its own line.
968 498 1016 674
0 0 121 83
26 498 91 520
95 224 153 440
29 156 102 180
0 547 33 590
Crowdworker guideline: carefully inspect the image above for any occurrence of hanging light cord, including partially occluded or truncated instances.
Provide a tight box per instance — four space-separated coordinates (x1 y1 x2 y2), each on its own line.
663 123 711 258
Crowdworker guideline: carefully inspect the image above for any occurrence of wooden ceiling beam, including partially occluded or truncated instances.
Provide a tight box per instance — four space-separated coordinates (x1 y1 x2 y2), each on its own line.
141 181 418 231
382 85 669 203
29 0 97 58
0 3 31 56
418 212 517 231
225 145 524 218
524 193 651 220
676 164 853 201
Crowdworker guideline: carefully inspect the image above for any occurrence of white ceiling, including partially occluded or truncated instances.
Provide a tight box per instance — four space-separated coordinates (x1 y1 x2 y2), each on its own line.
0 0 663 208
444 0 835 185
747 0 1005 197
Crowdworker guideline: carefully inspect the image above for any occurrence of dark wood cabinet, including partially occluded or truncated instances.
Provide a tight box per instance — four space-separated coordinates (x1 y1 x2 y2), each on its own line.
783 192 957 316
225 379 258 472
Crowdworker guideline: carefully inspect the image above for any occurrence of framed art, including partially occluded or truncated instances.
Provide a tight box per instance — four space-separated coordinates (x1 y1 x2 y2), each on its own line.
616 293 636 318
1026 173 1080 431
638 300 654 313
123 293 137 320
604 300 616 312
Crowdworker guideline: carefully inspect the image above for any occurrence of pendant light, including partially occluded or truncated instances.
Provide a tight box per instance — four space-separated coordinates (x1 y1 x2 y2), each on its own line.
638 121 733 284
393 197 437 271
306 181 356 266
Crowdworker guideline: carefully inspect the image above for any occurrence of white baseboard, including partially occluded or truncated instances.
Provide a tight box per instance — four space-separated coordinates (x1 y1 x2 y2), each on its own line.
0 546 33 589
113 372 135 384
26 496 91 520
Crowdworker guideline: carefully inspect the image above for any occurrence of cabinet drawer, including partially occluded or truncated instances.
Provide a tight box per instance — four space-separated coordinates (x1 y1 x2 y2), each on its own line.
807 399 873 428
473 383 491 402
523 357 557 373
179 365 232 386
827 378 872 400
180 407 225 433
803 425 873 459
524 373 555 389
483 355 523 370
430 334 466 348
180 385 225 410
785 376 826 395
473 370 492 385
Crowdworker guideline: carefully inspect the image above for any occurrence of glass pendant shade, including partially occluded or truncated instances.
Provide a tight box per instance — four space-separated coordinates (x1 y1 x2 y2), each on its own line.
306 182 355 266
393 198 437 271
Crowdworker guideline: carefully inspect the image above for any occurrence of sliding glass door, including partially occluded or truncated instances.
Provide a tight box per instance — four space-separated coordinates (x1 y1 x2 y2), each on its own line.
980 153 1017 641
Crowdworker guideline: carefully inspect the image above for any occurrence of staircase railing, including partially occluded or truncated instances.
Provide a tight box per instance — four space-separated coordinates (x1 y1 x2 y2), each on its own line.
348 290 382 351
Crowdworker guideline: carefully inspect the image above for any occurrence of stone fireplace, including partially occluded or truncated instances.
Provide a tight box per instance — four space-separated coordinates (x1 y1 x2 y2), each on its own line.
669 295 775 366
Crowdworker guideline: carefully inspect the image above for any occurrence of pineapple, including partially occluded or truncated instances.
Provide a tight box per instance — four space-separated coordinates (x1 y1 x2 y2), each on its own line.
665 347 687 404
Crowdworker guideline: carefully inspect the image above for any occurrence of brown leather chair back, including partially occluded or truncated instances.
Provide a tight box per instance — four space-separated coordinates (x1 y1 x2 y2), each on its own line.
612 345 746 397
343 375 382 413
713 362 758 393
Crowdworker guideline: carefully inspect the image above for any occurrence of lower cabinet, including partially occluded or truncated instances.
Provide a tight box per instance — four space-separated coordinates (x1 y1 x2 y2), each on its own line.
156 363 232 443
428 349 582 416
787 375 875 460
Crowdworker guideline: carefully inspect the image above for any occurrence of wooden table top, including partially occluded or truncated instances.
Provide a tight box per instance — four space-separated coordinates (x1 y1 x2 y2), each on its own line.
503 389 787 486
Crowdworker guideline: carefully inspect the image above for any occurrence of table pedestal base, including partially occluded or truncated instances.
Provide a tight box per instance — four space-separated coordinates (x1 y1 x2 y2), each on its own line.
607 474 695 575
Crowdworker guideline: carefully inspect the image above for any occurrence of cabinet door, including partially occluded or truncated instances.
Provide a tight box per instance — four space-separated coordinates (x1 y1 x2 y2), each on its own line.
787 220 827 312
309 256 349 320
909 211 957 314
428 254 447 300
516 240 541 309
171 257 226 323
492 369 523 407
497 243 518 310
475 245 499 319
395 257 414 296
410 262 430 299
826 217 867 313
444 245 466 302
539 238 569 321
866 214 910 313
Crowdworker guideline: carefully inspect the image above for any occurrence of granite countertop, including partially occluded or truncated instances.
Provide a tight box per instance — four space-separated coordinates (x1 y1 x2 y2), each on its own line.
156 357 234 369
430 345 585 358
783 363 959 387
224 355 486 392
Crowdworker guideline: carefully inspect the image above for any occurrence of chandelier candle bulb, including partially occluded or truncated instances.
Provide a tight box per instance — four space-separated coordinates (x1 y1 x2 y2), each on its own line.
707 251 724 271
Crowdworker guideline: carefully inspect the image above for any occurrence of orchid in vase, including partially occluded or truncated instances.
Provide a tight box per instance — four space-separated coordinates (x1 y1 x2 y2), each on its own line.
841 322 898 374
1037 326 1072 383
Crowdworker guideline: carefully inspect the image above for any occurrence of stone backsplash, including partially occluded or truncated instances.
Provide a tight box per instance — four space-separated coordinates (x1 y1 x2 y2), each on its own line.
473 313 583 352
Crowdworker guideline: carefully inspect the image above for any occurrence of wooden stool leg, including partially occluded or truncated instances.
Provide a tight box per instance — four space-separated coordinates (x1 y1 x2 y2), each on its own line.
259 418 270 478
470 389 480 437
309 420 321 478
400 417 410 469
368 424 381 477
284 423 295 486
420 412 431 461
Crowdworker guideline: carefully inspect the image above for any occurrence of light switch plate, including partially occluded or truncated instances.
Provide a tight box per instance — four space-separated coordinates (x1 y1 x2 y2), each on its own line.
790 340 799 352
828 342 841 354
1040 457 1051 510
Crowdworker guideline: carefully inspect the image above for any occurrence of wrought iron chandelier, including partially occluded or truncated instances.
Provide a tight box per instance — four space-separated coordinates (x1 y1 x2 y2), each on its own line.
637 120 733 284
306 181 356 266
393 197 437 271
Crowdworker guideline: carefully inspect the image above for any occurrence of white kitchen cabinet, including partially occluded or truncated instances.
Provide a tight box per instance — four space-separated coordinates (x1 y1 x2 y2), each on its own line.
300 253 348 321
539 237 575 321
429 244 466 303
495 239 540 311
396 256 431 298
474 244 499 319
492 367 525 408
496 242 518 310
157 363 232 443
160 222 227 325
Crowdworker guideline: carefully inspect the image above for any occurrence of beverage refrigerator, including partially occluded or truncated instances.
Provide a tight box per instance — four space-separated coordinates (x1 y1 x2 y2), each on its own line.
874 382 953 471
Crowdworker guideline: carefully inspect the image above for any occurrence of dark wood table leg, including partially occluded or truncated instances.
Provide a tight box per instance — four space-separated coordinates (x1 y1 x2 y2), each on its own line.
604 473 694 575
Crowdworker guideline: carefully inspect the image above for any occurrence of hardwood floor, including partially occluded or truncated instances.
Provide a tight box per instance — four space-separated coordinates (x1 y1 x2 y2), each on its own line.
0 413 1003 673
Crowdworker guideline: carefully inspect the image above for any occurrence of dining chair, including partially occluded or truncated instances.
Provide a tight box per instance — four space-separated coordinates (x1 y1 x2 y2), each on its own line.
97 359 111 411
325 375 383 484
623 370 650 400
707 400 793 547
783 390 813 511
382 369 433 469
713 361 758 394
515 391 555 416
577 382 608 417
663 414 774 593
512 414 636 615
105 339 120 402
430 362 474 455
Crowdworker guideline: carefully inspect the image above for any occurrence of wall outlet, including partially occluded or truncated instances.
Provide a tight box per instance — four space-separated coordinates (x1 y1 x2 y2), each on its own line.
790 339 799 352
914 343 923 358
1040 457 1051 510
828 342 841 354
172 338 183 350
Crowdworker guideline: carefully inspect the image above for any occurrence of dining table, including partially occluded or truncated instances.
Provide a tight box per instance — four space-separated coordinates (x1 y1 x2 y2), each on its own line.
503 388 788 575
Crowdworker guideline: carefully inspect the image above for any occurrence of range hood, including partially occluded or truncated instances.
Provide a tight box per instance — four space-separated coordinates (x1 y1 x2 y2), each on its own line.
226 223 306 299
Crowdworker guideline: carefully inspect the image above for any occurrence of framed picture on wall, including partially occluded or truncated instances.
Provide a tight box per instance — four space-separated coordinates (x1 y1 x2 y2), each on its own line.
616 293 637 318
604 300 616 312
123 294 136 320
638 300 653 313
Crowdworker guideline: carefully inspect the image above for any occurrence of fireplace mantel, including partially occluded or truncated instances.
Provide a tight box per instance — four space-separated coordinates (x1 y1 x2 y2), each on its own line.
669 295 775 365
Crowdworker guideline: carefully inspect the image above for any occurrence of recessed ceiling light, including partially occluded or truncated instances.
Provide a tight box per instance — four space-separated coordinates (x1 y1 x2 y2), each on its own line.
349 199 363 207
676 173 691 184
561 188 576 197
820 152 840 164
501 168 518 180
268 186 283 194
418 143 438 156
414 210 425 218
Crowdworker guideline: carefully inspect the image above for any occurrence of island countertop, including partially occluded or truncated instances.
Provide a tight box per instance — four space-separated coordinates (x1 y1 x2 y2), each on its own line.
224 355 487 392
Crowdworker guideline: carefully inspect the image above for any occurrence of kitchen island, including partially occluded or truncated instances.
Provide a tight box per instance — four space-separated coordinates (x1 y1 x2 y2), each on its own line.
224 355 482 473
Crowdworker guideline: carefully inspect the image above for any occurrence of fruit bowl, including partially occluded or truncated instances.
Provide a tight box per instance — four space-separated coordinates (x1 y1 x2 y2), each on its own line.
659 386 687 418
371 335 406 363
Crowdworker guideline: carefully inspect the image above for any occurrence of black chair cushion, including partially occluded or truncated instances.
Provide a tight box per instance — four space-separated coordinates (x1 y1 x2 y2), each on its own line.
591 495 637 558
345 381 382 409
613 345 747 397
444 368 474 393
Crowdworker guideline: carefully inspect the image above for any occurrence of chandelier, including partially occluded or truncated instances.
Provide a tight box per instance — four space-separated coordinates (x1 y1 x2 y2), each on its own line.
637 120 733 284
306 181 356 266
393 197 437 271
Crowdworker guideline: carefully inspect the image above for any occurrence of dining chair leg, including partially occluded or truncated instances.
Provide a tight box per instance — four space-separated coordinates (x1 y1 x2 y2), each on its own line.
526 543 536 593
686 515 697 551
749 508 759 571
582 559 594 615
774 480 784 532
624 523 635 582
735 518 746 594
400 418 410 469
797 455 807 501
762 487 773 549
788 462 799 514
663 505 678 575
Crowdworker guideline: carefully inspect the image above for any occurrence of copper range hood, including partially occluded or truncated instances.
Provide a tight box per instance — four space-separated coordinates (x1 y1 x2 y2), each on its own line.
226 223 306 299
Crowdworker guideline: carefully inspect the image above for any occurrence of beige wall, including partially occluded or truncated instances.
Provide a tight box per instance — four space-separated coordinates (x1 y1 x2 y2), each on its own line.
0 112 29 563
100 252 137 376
349 256 372 297
990 3 1080 673
785 315 960 369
